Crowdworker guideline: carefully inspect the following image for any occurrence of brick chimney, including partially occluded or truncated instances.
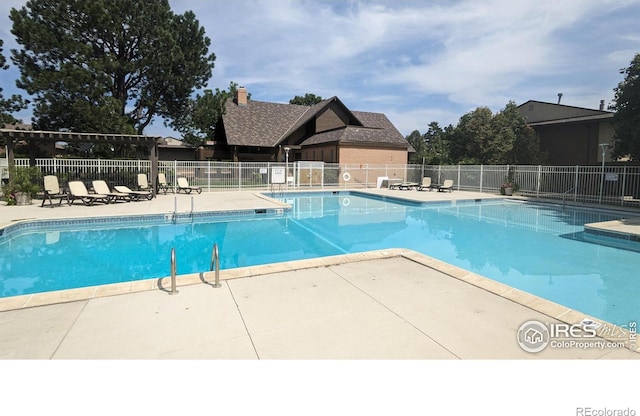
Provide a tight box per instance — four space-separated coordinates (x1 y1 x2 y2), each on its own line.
236 87 247 106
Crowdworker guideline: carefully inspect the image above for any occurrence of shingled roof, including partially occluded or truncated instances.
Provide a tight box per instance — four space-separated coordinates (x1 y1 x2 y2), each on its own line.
222 100 308 147
221 95 410 150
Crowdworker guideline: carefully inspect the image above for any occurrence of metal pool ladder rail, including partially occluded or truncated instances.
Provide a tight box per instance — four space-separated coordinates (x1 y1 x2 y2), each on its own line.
210 243 222 288
562 186 583 207
169 247 179 295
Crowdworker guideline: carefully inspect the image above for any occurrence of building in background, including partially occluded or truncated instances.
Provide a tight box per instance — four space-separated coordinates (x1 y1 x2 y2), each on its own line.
213 87 413 164
518 100 615 165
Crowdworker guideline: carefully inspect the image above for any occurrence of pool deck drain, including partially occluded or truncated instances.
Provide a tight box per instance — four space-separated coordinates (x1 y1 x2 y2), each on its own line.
1 189 639 359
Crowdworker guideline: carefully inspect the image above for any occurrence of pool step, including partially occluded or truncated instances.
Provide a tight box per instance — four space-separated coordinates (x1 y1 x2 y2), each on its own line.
582 228 640 252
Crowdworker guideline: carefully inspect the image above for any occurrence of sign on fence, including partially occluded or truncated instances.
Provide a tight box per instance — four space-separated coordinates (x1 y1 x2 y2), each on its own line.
271 167 285 184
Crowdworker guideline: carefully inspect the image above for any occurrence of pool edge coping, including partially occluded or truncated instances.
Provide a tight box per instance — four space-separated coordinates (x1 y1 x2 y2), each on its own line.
1 247 637 354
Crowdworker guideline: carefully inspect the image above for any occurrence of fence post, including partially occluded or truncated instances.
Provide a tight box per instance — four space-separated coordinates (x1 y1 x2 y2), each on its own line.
478 165 483 193
365 164 369 189
621 165 627 205
574 165 579 202
238 162 242 191
173 160 177 194
536 165 542 198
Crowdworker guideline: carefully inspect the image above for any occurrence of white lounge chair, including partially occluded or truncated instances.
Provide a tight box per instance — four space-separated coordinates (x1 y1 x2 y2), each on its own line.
92 180 131 203
158 172 171 195
41 175 68 207
398 181 419 190
137 173 152 192
68 181 110 206
437 179 454 192
113 185 153 201
387 179 403 190
622 195 640 205
176 177 202 194
417 177 433 191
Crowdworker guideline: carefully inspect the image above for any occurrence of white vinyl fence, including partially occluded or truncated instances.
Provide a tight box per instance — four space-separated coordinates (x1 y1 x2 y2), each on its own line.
6 158 640 208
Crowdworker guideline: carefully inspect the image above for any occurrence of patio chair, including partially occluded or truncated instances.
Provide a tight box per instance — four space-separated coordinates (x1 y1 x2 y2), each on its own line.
113 185 153 201
387 179 403 190
158 172 171 195
137 173 152 192
68 181 110 206
176 177 202 194
398 181 419 190
437 179 454 192
92 180 131 203
41 175 69 207
417 177 432 191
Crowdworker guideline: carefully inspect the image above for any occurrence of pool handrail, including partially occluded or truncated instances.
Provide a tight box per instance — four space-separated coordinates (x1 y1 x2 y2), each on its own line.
170 247 179 295
210 243 221 288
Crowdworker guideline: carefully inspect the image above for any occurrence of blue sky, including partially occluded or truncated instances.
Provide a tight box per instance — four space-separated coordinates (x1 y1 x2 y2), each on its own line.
1 0 639 138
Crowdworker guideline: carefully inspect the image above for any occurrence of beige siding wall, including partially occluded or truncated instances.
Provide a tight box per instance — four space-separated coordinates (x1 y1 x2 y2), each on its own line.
301 144 408 165
339 146 408 165
301 144 338 163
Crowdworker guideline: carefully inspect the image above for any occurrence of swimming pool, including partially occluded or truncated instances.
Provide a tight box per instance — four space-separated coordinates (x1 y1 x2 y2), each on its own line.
1 191 639 326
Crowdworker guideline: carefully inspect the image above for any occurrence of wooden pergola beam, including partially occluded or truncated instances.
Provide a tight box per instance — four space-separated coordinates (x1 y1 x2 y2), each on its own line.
0 129 163 196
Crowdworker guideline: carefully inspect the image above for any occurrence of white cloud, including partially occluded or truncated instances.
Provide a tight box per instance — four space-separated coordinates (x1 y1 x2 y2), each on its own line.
2 0 640 136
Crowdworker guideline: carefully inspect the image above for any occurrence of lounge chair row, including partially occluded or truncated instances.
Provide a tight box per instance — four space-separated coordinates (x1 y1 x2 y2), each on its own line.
155 173 202 195
42 174 203 207
42 177 154 207
388 177 454 192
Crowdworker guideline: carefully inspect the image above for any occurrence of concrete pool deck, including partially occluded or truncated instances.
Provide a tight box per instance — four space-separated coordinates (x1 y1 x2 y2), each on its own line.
1 188 639 359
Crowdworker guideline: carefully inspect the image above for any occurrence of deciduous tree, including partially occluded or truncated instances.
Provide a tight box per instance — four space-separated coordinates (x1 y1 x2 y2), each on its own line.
611 53 640 161
405 130 426 163
289 93 323 106
174 81 248 147
423 122 452 164
491 101 546 164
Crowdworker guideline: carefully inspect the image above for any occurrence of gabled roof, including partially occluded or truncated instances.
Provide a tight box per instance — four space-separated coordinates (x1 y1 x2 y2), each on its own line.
279 96 364 141
221 96 408 149
301 112 407 148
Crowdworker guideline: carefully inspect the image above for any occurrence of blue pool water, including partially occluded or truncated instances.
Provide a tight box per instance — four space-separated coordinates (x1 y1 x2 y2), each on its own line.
1 192 639 326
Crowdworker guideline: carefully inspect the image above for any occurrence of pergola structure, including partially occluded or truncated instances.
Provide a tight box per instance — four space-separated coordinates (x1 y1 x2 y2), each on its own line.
0 129 163 194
